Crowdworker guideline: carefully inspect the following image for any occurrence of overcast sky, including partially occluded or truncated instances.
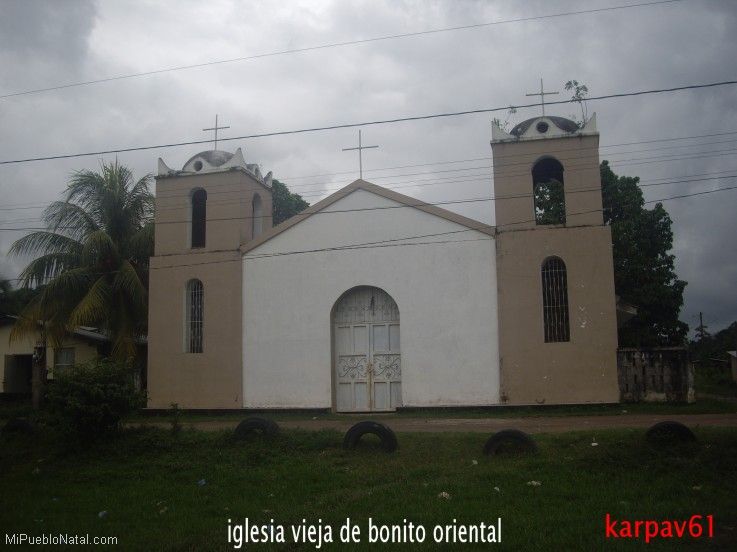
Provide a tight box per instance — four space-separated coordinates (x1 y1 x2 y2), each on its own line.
1 0 736 333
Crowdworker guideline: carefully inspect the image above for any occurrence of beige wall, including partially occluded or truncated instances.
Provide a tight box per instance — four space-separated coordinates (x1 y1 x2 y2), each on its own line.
154 169 273 256
495 226 619 404
493 129 619 405
493 134 603 230
147 168 273 408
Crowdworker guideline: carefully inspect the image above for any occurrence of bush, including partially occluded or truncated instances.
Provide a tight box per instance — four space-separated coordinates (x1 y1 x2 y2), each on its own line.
45 358 146 439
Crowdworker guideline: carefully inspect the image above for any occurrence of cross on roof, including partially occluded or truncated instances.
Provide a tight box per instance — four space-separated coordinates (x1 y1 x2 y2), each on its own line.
525 78 559 116
342 129 378 179
202 114 230 150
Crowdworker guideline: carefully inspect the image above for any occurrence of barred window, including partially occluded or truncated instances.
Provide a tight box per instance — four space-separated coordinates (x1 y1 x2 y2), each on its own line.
186 279 204 353
532 157 565 225
191 189 207 248
541 257 570 342
252 193 263 238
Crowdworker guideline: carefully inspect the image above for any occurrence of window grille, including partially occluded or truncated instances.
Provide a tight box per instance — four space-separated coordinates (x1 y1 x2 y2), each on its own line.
541 257 570 342
186 279 204 353
191 189 207 248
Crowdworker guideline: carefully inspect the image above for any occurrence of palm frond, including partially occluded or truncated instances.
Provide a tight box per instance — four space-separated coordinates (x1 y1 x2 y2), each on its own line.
126 222 154 266
81 230 120 268
68 275 112 328
43 200 99 239
9 231 82 259
9 295 42 344
15 252 82 287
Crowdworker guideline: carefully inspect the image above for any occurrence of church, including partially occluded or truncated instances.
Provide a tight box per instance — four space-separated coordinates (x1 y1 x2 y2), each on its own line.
146 113 620 411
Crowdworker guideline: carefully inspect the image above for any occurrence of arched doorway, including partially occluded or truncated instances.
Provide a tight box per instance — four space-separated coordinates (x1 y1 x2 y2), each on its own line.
332 286 401 412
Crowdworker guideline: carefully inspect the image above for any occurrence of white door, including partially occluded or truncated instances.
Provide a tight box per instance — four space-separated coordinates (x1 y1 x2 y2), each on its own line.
334 287 401 412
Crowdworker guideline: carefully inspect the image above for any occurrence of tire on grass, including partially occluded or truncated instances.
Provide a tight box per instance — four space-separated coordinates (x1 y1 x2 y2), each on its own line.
483 429 538 456
233 417 279 440
645 421 696 445
343 421 398 452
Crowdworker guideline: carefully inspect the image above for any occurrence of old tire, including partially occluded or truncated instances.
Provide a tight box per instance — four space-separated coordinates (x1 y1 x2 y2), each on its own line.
645 421 696 444
2 417 35 435
343 421 398 452
483 429 538 456
233 417 279 440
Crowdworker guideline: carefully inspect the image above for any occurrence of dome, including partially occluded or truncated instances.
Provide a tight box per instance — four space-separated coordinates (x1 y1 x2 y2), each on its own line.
182 150 234 172
510 116 580 137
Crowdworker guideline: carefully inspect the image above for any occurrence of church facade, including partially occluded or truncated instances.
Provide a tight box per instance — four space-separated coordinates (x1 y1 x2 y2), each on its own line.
147 114 620 410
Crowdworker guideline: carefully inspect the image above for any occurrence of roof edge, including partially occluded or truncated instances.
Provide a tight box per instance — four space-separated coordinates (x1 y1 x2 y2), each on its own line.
241 179 494 254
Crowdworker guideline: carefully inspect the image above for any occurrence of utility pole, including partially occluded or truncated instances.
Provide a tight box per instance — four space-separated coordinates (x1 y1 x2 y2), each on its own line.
695 311 709 341
31 324 47 409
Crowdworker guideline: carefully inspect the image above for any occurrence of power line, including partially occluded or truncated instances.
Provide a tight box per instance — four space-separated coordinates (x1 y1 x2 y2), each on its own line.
2 78 736 166
2 127 735 213
164 184 737 267
3 174 736 231
279 130 737 181
0 0 682 101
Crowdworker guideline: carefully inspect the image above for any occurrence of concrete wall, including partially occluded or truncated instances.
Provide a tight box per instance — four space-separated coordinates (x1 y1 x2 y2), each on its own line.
147 168 273 409
617 347 694 403
492 123 619 405
243 188 500 409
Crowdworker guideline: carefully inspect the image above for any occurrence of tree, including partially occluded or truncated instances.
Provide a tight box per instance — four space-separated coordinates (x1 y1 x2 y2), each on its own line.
10 162 154 361
600 160 688 346
565 79 589 126
0 277 12 314
272 178 309 225
0 276 42 315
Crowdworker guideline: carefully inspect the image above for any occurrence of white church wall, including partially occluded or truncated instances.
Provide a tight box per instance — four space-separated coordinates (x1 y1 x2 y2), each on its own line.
242 188 500 409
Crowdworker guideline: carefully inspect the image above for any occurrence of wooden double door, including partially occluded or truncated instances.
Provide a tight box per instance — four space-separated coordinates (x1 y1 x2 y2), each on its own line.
333 287 401 412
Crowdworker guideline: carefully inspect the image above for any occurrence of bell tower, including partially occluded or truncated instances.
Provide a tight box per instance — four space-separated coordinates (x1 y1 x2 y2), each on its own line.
147 148 273 408
491 114 619 404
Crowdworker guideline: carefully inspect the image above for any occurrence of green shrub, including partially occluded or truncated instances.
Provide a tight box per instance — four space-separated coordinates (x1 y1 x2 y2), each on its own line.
45 358 146 439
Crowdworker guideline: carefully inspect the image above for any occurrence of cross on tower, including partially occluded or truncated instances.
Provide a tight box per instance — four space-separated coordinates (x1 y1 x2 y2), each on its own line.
525 78 559 116
202 114 230 150
342 129 378 180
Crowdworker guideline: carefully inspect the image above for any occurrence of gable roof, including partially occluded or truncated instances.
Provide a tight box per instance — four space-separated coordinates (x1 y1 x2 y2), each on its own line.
241 179 494 254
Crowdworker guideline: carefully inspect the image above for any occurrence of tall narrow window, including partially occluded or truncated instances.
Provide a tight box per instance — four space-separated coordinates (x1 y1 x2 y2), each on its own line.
191 189 207 248
532 157 566 225
541 257 570 342
186 279 204 353
252 193 263 238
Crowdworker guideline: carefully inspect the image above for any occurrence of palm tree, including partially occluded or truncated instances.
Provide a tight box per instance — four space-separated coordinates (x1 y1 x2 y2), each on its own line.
10 161 154 360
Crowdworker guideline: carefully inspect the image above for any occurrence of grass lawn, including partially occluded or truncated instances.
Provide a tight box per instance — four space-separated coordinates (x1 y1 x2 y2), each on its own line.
1 425 736 550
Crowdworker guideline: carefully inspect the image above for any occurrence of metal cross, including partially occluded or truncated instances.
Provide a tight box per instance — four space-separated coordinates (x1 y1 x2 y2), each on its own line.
525 78 559 116
202 114 230 150
342 129 378 179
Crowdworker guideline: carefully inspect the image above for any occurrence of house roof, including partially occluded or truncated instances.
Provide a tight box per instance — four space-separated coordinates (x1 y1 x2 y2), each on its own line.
241 179 494 254
0 315 111 343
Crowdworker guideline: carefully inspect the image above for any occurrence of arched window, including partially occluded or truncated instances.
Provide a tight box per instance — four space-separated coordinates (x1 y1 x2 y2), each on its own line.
541 257 570 342
191 189 207 248
532 157 565 225
252 193 263 238
186 279 204 353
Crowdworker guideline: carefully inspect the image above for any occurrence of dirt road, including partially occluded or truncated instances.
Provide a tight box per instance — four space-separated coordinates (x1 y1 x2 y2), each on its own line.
132 413 737 434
